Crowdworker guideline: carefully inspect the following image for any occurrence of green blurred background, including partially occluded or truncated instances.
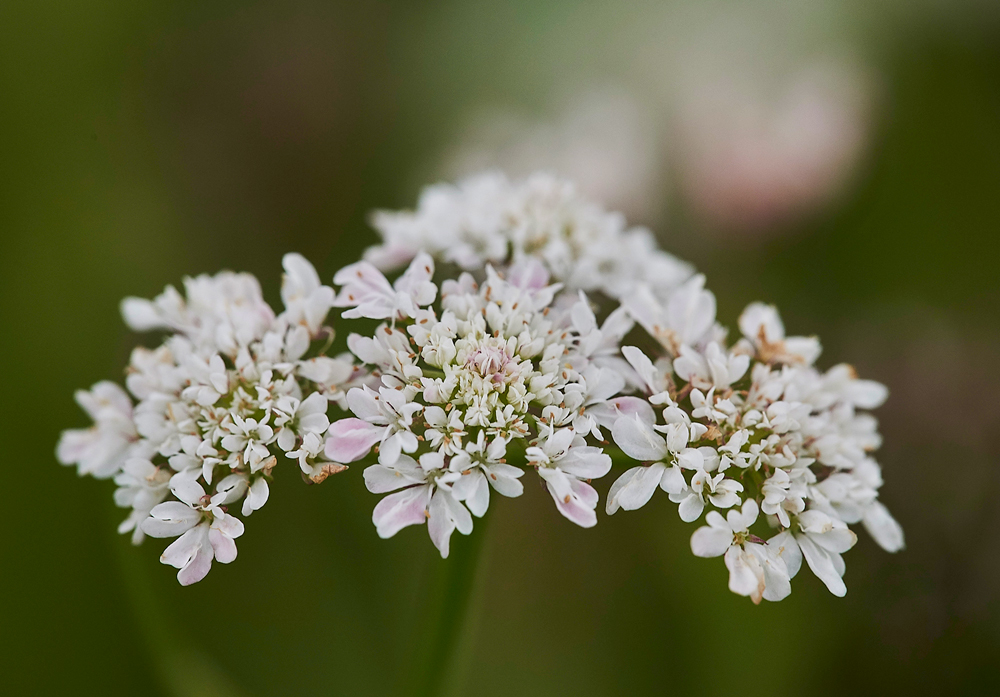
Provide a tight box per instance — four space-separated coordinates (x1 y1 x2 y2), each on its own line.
3 1 999 695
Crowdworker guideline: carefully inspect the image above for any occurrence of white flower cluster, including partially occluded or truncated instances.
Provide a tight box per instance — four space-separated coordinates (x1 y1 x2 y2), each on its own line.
325 252 629 556
59 171 901 601
58 254 362 585
365 171 692 300
606 288 904 602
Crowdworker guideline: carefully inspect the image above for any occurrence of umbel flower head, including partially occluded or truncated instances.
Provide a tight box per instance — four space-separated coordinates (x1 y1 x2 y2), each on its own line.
59 171 902 602
59 254 364 584
326 253 625 554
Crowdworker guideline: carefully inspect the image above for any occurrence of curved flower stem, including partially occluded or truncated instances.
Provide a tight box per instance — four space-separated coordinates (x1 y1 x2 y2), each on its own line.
412 513 491 697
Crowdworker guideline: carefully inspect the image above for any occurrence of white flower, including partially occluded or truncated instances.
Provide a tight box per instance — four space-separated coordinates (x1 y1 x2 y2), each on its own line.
344 385 422 465
279 252 335 336
448 433 524 517
363 172 691 300
528 428 611 528
607 414 726 518
673 342 750 390
121 270 275 353
739 303 821 366
690 499 791 604
786 510 858 597
57 381 138 479
333 252 436 320
113 458 171 544
61 254 348 584
624 275 717 355
363 452 474 558
141 471 245 585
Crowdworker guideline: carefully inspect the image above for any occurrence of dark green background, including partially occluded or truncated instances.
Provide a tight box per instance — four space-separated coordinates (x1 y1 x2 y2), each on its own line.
3 2 999 695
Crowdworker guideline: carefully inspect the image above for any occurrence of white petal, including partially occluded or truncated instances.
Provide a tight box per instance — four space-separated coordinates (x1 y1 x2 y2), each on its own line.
725 546 764 600
372 486 431 538
862 501 905 552
797 534 847 597
690 527 732 558
606 464 665 514
612 415 668 462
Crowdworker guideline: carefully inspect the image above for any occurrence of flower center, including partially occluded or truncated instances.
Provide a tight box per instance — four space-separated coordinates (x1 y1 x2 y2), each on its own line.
466 344 513 383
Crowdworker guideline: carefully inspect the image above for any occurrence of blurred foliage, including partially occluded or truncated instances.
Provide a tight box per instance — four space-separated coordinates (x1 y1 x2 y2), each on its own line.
2 1 998 696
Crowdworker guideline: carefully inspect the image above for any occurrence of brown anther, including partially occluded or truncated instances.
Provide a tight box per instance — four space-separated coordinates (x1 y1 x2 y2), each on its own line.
563 494 571 503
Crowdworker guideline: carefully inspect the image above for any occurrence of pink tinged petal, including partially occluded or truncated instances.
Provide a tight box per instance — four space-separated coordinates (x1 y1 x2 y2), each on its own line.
862 501 905 553
796 534 847 597
725 546 765 601
372 486 431 538
612 415 669 462
209 527 238 564
540 469 599 528
159 524 206 568
326 418 382 462
160 525 214 586
142 503 201 538
690 527 733 558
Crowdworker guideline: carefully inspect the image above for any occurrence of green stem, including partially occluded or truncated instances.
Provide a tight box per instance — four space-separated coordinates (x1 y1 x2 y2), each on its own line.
411 512 491 697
